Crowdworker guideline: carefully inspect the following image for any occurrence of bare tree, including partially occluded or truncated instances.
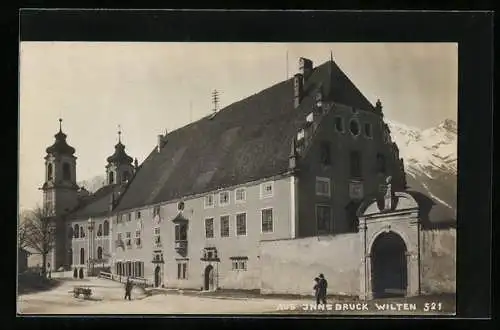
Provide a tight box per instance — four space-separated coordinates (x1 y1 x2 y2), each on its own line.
20 205 56 278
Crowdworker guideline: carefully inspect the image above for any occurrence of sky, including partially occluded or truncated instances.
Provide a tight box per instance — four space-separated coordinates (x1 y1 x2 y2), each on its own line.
19 42 457 211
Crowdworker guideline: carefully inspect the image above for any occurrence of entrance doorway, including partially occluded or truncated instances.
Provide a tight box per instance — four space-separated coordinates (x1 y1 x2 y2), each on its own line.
154 266 161 287
204 265 215 291
371 231 408 298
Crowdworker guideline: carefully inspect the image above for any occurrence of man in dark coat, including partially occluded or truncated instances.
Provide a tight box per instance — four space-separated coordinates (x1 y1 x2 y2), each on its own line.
317 273 328 305
124 277 133 300
313 277 320 305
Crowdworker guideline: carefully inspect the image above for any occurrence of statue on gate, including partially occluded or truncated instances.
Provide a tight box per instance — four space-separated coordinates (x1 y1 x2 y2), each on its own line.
384 176 393 211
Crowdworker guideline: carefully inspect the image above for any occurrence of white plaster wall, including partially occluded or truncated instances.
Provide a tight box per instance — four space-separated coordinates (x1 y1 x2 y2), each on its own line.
420 227 456 294
260 234 361 296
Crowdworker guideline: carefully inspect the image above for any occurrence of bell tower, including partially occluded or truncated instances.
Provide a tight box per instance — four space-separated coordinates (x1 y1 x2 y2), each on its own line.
42 118 79 216
105 126 135 186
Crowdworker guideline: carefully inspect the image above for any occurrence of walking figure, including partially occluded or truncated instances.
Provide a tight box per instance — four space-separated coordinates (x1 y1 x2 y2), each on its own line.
313 277 320 305
317 273 328 305
124 277 133 301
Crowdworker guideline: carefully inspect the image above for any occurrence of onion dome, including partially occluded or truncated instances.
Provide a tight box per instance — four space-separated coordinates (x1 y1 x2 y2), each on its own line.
46 119 76 156
107 127 133 165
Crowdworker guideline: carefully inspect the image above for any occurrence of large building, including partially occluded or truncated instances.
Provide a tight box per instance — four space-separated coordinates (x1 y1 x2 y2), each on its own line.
41 57 455 299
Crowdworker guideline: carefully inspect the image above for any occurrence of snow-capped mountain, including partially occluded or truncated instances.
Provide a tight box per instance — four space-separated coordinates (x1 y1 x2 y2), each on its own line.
78 175 106 193
387 119 457 211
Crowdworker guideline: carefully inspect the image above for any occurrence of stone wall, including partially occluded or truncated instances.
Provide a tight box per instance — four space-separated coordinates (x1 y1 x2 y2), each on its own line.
259 234 361 296
420 227 456 294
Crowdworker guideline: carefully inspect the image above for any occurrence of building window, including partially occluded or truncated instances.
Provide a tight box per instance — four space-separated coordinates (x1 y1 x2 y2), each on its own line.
316 177 331 197
79 248 85 265
205 218 214 238
97 224 103 237
203 247 218 260
350 151 362 178
236 213 247 236
97 246 103 260
153 206 161 217
235 188 246 203
364 123 373 138
47 163 53 181
109 171 114 184
349 119 360 136
135 211 141 220
316 205 332 233
80 226 85 238
220 216 230 237
204 194 214 208
261 208 274 233
117 233 122 242
63 162 71 181
335 117 344 132
135 230 141 247
73 224 79 239
175 224 188 241
103 220 109 236
177 262 188 280
219 191 230 206
376 153 386 174
260 181 274 199
153 227 161 247
127 213 132 222
320 141 331 165
231 257 248 271
117 214 123 224
125 232 132 248
134 261 144 278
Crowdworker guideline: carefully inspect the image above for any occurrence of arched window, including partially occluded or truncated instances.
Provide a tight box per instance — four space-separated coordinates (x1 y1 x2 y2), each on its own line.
63 163 71 181
97 224 103 237
376 153 386 174
68 226 73 239
47 163 53 181
80 248 85 265
68 249 73 266
73 224 79 238
103 220 109 236
109 171 114 184
123 171 130 182
97 247 103 260
80 226 85 238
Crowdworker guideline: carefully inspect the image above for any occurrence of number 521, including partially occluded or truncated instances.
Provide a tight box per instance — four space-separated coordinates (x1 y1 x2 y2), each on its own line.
423 302 442 312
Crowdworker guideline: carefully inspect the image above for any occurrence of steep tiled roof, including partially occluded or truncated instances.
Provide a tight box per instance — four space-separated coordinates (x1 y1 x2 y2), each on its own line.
114 60 377 212
67 184 125 220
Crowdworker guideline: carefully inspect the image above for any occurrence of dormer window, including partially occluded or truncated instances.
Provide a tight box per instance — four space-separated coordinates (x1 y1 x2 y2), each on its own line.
350 119 360 136
153 206 161 217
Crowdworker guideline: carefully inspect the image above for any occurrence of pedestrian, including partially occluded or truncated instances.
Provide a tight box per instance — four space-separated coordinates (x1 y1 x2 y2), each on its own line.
47 263 51 279
124 277 133 301
317 273 328 305
313 277 320 305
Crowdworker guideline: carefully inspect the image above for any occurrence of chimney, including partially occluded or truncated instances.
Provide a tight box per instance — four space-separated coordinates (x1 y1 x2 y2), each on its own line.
293 73 304 109
157 134 167 152
299 57 313 79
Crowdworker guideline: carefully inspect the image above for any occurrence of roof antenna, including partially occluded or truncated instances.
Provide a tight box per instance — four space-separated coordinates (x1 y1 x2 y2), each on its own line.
212 89 219 114
286 50 289 79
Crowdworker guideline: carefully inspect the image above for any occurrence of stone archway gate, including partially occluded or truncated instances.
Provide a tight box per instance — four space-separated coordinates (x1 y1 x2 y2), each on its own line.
357 188 421 300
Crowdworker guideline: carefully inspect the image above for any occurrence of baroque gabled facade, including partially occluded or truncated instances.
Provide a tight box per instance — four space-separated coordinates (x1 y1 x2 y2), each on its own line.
42 56 455 298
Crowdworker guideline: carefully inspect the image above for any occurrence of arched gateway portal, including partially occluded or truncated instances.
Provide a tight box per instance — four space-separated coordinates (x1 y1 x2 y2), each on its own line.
371 231 408 298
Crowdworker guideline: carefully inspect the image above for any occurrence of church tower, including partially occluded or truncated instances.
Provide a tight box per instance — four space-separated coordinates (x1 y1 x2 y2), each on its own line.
42 119 79 216
105 127 135 186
